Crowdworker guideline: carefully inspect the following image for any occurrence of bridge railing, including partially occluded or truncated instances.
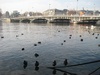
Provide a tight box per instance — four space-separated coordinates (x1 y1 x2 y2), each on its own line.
11 15 100 19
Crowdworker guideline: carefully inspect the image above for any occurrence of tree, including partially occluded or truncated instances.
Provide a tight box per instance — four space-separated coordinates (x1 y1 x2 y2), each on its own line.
11 10 20 18
0 9 2 18
0 12 2 18
5 11 10 18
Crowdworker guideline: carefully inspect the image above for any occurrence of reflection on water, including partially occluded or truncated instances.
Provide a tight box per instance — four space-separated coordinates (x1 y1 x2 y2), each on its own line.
0 23 100 75
0 21 2 25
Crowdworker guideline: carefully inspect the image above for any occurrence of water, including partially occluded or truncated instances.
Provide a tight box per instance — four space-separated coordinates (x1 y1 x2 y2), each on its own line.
0 23 100 75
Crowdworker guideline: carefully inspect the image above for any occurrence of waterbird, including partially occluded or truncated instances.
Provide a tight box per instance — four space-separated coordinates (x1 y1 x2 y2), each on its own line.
34 53 39 57
22 48 25 51
1 36 4 38
61 43 63 45
21 33 24 35
64 59 68 66
70 35 72 37
16 35 18 37
98 44 100 47
35 61 39 67
80 35 82 37
69 37 71 39
52 60 56 66
92 33 94 35
97 34 99 36
38 42 41 44
34 44 37 46
95 37 98 39
80 39 83 42
23 60 28 69
58 31 60 32
64 40 66 42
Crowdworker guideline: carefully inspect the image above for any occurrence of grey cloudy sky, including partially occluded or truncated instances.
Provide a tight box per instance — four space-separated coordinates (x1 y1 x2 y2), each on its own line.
0 0 100 13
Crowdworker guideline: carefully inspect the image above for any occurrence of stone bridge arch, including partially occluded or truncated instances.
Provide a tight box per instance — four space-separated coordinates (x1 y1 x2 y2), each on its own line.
21 19 31 23
31 18 48 23
11 19 20 23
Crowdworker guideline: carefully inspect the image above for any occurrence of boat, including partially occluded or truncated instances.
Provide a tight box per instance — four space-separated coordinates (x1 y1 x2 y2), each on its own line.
49 19 71 24
32 18 48 23
77 19 99 25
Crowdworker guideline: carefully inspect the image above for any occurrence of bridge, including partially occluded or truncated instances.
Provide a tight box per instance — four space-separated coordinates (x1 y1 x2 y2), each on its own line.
9 15 100 23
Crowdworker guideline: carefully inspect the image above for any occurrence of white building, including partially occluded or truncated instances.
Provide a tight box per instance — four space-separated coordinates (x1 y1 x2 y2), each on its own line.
43 9 68 16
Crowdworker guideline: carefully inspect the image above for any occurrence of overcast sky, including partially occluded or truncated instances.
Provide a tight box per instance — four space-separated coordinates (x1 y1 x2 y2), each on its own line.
0 0 100 13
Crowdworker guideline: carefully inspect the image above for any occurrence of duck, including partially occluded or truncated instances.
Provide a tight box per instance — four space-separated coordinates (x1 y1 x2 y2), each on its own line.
1 36 4 38
97 34 99 36
35 53 39 57
52 60 56 66
21 33 24 35
23 60 28 69
16 35 18 37
80 35 82 37
92 33 94 35
35 61 39 67
98 44 100 47
64 59 68 66
70 35 72 37
34 44 37 46
95 37 98 39
38 42 41 44
80 39 83 41
58 31 60 32
64 40 66 42
22 48 25 51
61 43 63 45
69 37 71 39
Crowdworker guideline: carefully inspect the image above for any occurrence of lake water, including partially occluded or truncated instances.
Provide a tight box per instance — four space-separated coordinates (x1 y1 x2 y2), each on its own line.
0 23 100 75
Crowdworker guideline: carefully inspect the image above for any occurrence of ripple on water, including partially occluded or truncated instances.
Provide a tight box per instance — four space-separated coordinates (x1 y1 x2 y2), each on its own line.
0 23 100 75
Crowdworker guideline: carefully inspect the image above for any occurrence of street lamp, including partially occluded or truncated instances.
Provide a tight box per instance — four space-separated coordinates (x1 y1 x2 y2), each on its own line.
49 3 51 15
49 4 51 10
77 0 78 15
93 4 95 16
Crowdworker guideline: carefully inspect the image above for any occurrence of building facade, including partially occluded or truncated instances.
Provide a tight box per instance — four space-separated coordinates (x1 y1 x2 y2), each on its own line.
43 9 68 16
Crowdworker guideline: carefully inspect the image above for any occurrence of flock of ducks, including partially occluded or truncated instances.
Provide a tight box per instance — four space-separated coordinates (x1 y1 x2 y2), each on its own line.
0 27 100 75
52 59 68 67
23 53 40 70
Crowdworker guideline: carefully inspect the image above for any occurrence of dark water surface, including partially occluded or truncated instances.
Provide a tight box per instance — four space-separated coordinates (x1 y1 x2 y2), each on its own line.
0 23 100 75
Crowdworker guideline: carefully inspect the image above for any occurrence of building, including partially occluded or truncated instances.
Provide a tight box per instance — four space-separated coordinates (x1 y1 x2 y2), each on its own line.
68 10 76 16
95 10 100 15
43 9 68 16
